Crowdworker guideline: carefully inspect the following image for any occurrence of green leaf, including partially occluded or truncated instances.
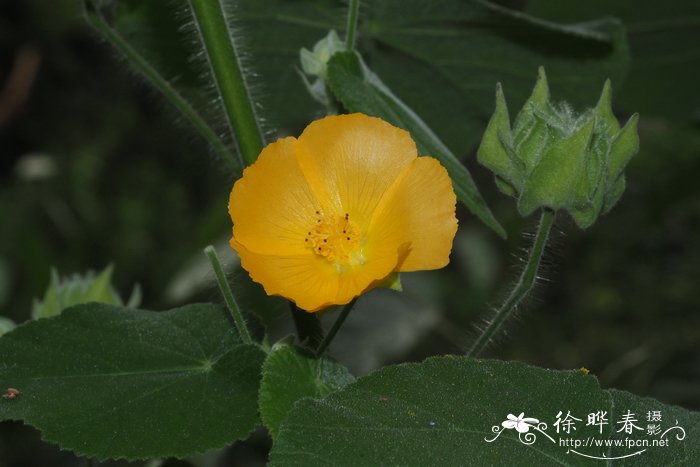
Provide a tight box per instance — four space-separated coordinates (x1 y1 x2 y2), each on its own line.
270 357 700 466
89 0 630 172
235 0 628 152
607 389 700 465
527 0 700 121
365 0 628 151
326 50 506 238
0 303 266 460
259 342 354 439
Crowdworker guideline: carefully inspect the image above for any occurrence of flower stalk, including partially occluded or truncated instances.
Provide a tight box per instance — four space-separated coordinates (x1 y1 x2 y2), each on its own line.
188 0 264 167
290 303 324 350
315 299 357 357
468 209 555 357
204 246 253 344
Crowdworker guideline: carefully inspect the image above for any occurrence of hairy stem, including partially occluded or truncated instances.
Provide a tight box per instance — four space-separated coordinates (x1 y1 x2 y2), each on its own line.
315 299 356 357
468 209 555 357
84 1 240 174
290 302 324 350
204 246 253 344
189 0 264 167
345 0 361 50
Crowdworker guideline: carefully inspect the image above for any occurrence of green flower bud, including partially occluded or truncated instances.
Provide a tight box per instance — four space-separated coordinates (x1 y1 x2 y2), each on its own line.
478 67 639 228
300 30 344 80
32 265 141 319
299 30 344 106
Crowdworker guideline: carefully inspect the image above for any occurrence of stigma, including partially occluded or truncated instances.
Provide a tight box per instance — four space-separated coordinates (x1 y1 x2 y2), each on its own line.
306 211 363 267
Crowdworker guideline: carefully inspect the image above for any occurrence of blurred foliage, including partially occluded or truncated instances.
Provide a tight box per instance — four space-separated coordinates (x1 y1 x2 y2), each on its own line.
237 0 630 153
31 265 140 318
0 316 14 336
528 0 700 122
0 0 699 465
85 0 631 157
0 0 234 324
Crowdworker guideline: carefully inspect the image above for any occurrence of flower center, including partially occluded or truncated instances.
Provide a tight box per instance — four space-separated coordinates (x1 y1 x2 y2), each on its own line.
306 211 363 266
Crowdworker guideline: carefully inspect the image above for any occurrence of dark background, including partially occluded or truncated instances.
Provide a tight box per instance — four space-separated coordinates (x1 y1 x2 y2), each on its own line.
1 0 698 465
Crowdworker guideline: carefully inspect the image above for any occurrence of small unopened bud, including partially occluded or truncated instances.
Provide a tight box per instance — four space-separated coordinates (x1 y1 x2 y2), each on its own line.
299 30 343 80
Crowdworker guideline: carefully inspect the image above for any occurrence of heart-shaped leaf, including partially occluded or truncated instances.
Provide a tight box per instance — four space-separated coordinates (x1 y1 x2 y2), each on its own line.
0 303 266 460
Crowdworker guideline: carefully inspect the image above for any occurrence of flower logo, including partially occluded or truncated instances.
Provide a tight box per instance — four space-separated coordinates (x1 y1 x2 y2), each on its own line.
502 413 540 433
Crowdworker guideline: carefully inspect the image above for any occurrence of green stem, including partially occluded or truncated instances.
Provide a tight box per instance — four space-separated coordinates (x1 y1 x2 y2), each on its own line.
204 246 253 344
345 0 361 50
189 0 264 166
83 1 240 174
315 299 356 357
468 209 555 357
290 302 324 350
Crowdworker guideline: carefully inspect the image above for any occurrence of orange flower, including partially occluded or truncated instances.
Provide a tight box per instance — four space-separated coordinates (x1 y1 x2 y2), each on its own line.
228 113 457 312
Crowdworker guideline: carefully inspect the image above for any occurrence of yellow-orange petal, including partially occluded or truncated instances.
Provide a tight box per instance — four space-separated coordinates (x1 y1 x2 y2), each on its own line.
369 156 458 271
295 113 417 231
229 137 320 256
231 237 398 312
